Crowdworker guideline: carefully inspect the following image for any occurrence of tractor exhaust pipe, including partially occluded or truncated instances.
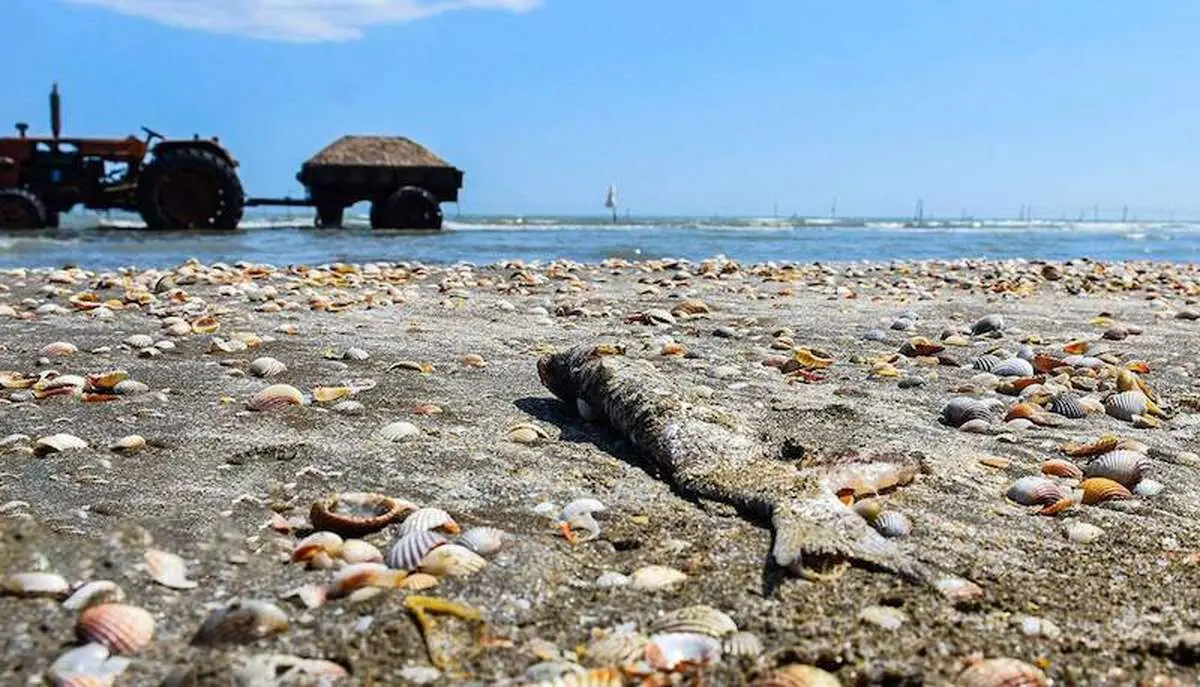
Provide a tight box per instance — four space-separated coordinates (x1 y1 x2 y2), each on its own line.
50 83 62 139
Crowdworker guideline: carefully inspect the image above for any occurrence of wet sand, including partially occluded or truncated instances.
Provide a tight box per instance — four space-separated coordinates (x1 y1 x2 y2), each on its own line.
2 257 1200 685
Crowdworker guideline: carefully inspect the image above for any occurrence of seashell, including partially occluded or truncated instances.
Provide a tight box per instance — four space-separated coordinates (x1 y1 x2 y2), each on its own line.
1115 438 1149 454
48 643 131 686
1004 402 1064 427
650 605 738 637
1083 450 1150 487
113 380 149 395
385 530 449 571
418 544 487 577
281 584 328 610
1061 434 1119 457
858 605 907 630
247 384 305 411
1046 393 1086 419
2 572 70 598
292 531 344 564
1032 353 1067 374
644 632 722 671
328 563 406 598
629 565 687 591
123 334 154 348
750 664 842 687
970 314 1005 335
869 511 912 538
87 370 128 390
1038 496 1077 516
587 630 648 666
312 386 353 403
935 577 984 603
343 347 370 361
941 397 992 428
556 498 605 542
991 358 1035 377
508 422 550 444
41 341 78 357
401 573 440 591
959 419 992 434
1105 390 1150 422
1133 478 1164 497
1006 476 1068 506
970 354 1002 372
672 298 711 316
1063 339 1089 355
851 498 883 521
144 550 197 590
956 657 1048 687
310 492 415 537
340 539 383 564
398 507 460 536
108 435 146 453
1064 521 1104 544
661 341 687 356
191 599 289 646
234 654 349 685
35 433 89 456
332 400 365 415
388 360 435 373
1041 459 1083 480
899 336 944 357
63 581 125 611
459 526 515 555
529 667 624 687
190 316 220 334
1081 477 1133 505
595 571 630 588
77 604 155 655
462 353 488 368
722 631 763 659
380 420 419 442
248 356 287 378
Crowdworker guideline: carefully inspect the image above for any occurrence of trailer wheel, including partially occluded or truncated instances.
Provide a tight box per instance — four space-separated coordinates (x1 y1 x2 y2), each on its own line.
371 186 442 230
138 148 245 229
315 205 344 228
0 189 48 229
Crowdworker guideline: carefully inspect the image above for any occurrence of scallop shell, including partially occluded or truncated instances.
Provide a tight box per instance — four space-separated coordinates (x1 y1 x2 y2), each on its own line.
956 657 1048 687
586 630 648 666
629 565 687 591
108 435 146 453
144 549 197 590
248 356 287 378
191 599 289 646
1047 393 1086 419
1041 459 1083 480
340 539 383 564
385 530 449 571
417 544 487 577
941 397 992 428
309 492 414 537
649 605 738 637
398 507 460 536
379 420 419 442
870 511 912 538
1081 477 1134 505
970 355 1002 372
722 631 764 659
992 358 1035 377
1 572 70 598
77 604 156 655
247 384 305 411
40 341 78 357
644 632 722 671
291 531 344 564
63 581 125 611
1105 390 1150 422
35 433 88 456
328 563 406 598
750 664 842 687
1083 450 1150 487
970 314 1005 336
459 526 515 555
1006 476 1069 506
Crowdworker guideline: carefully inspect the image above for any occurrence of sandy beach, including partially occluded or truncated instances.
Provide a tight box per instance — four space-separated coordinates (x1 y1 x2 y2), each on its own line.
2 256 1200 685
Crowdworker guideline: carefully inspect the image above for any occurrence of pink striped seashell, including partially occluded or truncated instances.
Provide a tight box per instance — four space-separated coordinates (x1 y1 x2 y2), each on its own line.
385 530 448 571
1005 476 1068 506
246 384 305 411
76 604 155 655
40 341 78 357
397 507 460 536
956 657 1048 686
1041 459 1083 480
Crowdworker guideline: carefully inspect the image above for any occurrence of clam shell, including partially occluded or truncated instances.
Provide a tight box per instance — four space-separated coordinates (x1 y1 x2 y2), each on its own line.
722 631 763 659
870 511 912 538
1006 476 1068 506
750 664 842 687
1083 450 1150 487
1047 393 1086 419
248 356 287 378
629 565 687 591
992 358 1035 377
329 563 406 598
397 507 460 536
340 539 383 564
247 384 305 411
108 435 146 453
586 630 648 666
649 605 738 637
417 544 487 577
941 397 992 428
63 581 125 611
970 354 1002 372
2 572 70 598
1041 459 1083 480
385 530 449 571
35 433 88 456
41 341 78 357
144 549 197 590
77 604 155 655
379 420 419 442
191 599 289 646
1081 477 1133 505
309 492 414 537
970 314 1005 335
291 531 344 564
956 657 1048 687
1105 390 1148 421
644 632 722 671
459 526 515 555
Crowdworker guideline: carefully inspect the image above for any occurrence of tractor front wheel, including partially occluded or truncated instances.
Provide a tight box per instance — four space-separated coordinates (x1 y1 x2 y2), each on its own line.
369 186 442 230
137 148 244 229
0 189 48 230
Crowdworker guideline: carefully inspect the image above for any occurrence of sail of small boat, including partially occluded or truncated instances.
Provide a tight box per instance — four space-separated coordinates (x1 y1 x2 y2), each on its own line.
604 184 618 223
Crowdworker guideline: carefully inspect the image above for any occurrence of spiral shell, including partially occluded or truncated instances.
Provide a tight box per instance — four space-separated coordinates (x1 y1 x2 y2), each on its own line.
970 314 1005 336
1046 393 1086 419
630 565 687 591
941 397 992 428
459 526 515 555
1006 476 1069 506
379 420 419 442
1083 450 1149 487
750 664 842 686
248 357 287 378
247 384 305 411
385 530 448 571
992 358 1035 378
869 511 912 538
144 549 197 590
77 604 155 655
649 605 738 637
1105 391 1149 422
1041 459 1083 480
1081 477 1133 505
644 633 722 671
191 599 289 646
418 544 487 577
956 657 1048 687
309 492 414 537
397 507 460 536
291 531 344 564
586 630 648 666
970 355 1002 372
1 572 70 598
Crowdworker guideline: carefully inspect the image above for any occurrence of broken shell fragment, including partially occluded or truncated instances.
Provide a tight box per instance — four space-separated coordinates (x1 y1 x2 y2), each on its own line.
340 539 383 565
144 549 198 590
417 544 487 577
401 573 440 591
191 599 289 646
77 604 156 655
1061 435 1119 457
48 643 131 687
309 492 415 537
1 572 70 598
63 581 125 611
328 563 407 598
247 384 305 411
722 631 764 660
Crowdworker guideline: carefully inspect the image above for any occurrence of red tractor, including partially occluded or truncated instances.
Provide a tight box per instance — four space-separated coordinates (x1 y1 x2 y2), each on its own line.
0 85 244 230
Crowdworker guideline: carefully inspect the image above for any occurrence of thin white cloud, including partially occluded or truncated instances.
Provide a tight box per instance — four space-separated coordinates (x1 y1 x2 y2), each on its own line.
66 0 542 42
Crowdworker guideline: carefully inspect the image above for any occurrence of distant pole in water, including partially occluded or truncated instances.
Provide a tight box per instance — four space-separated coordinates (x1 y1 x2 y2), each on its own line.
604 184 619 224
772 200 778 218
914 198 924 226
830 196 838 219
1121 205 1128 223
1093 204 1100 222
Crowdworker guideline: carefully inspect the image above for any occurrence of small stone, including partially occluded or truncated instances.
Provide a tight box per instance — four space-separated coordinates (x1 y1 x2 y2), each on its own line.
398 666 442 685
858 605 907 630
595 572 631 588
1064 521 1104 544
1018 615 1062 639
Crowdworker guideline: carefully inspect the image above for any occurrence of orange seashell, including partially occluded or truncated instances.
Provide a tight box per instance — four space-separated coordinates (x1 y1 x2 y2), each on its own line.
1061 435 1119 458
791 348 834 370
750 664 842 687
1004 403 1039 421
462 353 488 368
1125 360 1152 374
1008 376 1044 391
661 342 688 357
87 370 129 390
77 603 155 655
310 492 416 538
83 393 121 403
1039 496 1077 516
1063 339 1089 355
1081 477 1133 505
1032 354 1067 374
1041 459 1084 480
190 316 220 334
311 386 352 403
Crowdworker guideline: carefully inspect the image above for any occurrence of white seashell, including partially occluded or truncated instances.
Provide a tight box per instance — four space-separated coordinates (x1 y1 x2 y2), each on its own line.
722 631 763 659
113 380 149 395
35 433 88 456
123 334 154 348
992 358 1035 377
858 605 907 630
48 643 131 686
649 605 738 637
1064 521 1104 544
458 526 515 555
385 530 448 571
595 571 630 588
76 603 156 655
1105 390 1149 421
281 584 328 610
418 544 487 577
63 580 126 611
292 531 344 564
144 550 198 590
248 357 287 378
1133 478 1164 497
332 400 365 415
644 632 722 671
629 565 687 591
1006 476 1068 506
397 507 459 536
587 630 648 666
154 340 175 351
556 498 606 541
379 420 419 442
340 539 383 564
1083 450 1150 487
1 572 70 598
869 511 912 538
328 563 406 598
191 599 289 646
109 435 146 453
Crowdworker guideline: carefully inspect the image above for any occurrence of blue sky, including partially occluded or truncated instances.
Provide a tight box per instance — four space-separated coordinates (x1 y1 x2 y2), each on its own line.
9 1 1200 218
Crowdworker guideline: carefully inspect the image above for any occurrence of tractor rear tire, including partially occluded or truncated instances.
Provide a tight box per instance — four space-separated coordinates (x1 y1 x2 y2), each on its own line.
138 148 244 230
370 186 442 230
0 189 48 230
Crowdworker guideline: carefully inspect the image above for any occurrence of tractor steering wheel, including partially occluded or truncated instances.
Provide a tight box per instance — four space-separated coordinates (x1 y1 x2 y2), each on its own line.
141 126 164 144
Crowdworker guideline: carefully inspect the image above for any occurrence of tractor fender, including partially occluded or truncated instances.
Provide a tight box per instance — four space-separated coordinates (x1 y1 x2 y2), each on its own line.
151 140 239 167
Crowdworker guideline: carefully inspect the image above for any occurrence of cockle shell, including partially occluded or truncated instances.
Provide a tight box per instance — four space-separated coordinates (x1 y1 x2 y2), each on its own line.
144 549 198 590
191 599 289 646
379 420 419 442
40 341 78 357
1047 393 1086 419
34 433 88 456
1081 477 1133 505
1041 459 1083 480
292 531 344 564
309 492 414 537
47 644 131 687
248 357 287 378
587 630 648 666
1105 391 1154 422
340 539 383 564
869 511 912 538
956 657 1048 687
77 604 155 655
247 384 305 411
1061 434 1119 457
970 355 1002 372
63 581 125 611
992 358 1035 378
644 633 722 671
418 544 487 577
108 435 146 453
1083 450 1150 487
459 526 515 555
970 314 1005 335
328 563 406 598
649 605 738 637
397 507 460 536
2 572 70 598
750 664 842 687
722 631 764 659
629 565 687 591
941 397 992 428
385 530 449 571
1006 476 1069 506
